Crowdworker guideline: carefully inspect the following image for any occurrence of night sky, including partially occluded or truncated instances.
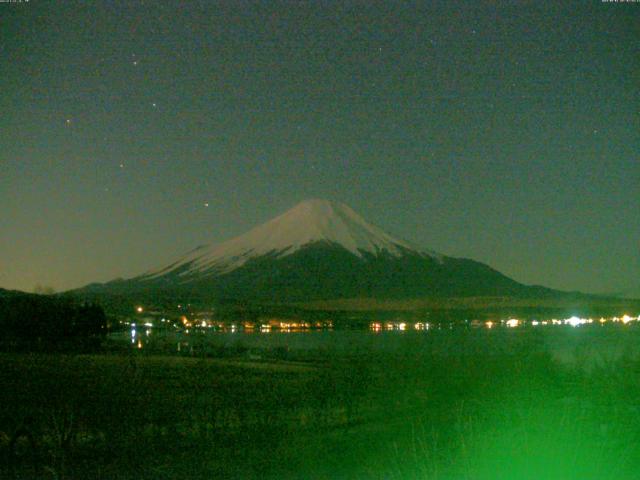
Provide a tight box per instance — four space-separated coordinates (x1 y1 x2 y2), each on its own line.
1 1 638 296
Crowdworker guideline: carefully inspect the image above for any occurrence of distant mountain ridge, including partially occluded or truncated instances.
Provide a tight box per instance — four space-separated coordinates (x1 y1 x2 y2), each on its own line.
80 199 563 302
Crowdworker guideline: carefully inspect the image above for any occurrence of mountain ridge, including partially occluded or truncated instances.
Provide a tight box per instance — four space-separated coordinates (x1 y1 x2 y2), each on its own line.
139 199 441 282
77 199 584 304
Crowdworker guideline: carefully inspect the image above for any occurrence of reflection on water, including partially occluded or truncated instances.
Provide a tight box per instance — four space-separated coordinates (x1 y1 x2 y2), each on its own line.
120 314 640 362
125 314 640 344
370 322 429 332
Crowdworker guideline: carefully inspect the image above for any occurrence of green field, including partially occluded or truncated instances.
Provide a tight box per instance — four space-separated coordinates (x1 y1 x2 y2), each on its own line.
2 339 640 479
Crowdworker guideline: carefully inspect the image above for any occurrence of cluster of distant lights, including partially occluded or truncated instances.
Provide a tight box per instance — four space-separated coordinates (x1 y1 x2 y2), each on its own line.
503 314 639 328
130 306 639 336
370 322 428 332
369 315 640 331
128 307 334 335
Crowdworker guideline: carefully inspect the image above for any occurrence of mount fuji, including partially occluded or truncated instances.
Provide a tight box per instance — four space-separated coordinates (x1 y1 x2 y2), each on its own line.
80 199 553 303
143 199 442 279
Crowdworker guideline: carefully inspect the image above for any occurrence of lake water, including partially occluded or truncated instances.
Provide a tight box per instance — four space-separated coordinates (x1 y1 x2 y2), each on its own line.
116 317 640 367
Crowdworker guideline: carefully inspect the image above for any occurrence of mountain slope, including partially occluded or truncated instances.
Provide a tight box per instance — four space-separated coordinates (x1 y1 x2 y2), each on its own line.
140 199 441 281
79 199 558 302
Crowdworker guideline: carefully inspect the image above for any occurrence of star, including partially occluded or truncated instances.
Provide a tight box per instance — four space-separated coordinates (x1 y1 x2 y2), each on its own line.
152 103 157 108
65 118 72 125
119 163 124 168
203 202 209 207
133 60 139 66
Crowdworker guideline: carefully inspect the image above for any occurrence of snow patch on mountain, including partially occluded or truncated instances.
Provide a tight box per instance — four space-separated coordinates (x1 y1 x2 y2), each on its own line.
142 199 442 279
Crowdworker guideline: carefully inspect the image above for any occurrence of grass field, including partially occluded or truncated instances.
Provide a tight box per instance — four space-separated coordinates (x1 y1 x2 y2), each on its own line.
2 333 640 479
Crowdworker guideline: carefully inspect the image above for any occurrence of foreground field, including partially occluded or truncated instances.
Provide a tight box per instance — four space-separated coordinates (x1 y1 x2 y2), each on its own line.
2 336 640 479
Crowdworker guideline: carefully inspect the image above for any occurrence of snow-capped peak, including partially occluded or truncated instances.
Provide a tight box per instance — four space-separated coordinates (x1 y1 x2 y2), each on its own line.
143 199 441 279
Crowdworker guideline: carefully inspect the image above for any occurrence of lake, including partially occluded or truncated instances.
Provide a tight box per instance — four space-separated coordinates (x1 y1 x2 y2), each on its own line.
115 315 640 367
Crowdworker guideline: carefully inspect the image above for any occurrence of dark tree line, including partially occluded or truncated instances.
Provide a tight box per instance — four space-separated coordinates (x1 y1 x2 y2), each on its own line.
0 291 106 349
